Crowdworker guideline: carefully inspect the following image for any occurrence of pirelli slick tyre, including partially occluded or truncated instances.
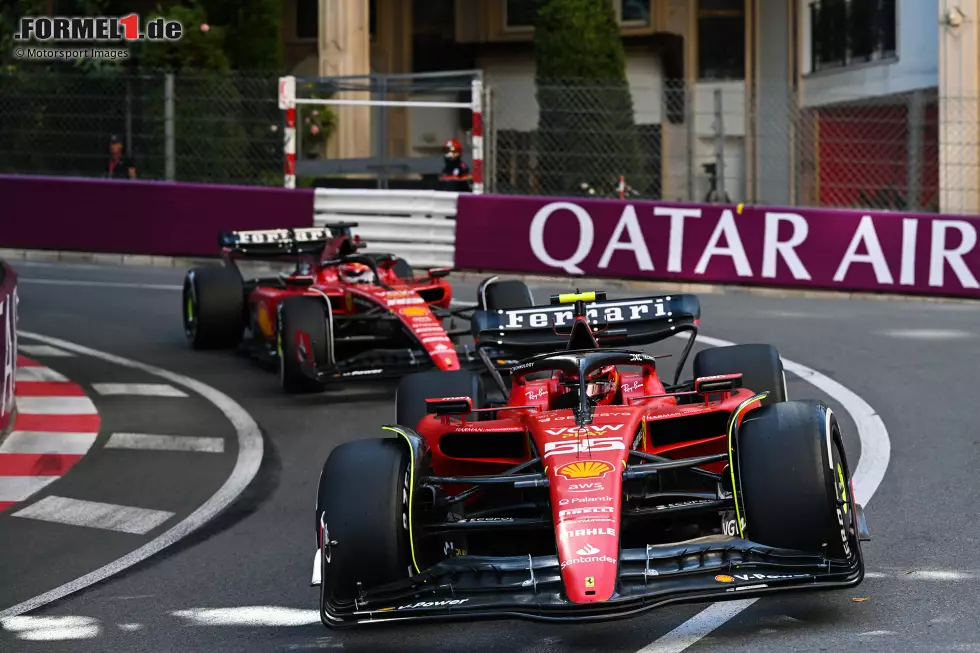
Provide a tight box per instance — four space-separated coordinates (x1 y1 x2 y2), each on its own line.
317 438 412 619
277 296 329 394
395 370 485 430
693 343 787 406
737 400 855 559
183 267 245 350
477 278 534 310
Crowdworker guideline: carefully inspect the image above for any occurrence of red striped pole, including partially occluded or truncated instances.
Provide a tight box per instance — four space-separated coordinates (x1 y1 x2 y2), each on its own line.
471 78 484 194
278 76 297 189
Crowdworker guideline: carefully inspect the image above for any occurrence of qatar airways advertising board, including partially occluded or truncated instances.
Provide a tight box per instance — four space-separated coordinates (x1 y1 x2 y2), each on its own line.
453 195 980 299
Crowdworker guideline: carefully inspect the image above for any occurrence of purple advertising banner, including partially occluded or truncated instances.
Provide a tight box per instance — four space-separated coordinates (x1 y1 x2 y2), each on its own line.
0 261 17 436
455 195 980 299
0 175 315 257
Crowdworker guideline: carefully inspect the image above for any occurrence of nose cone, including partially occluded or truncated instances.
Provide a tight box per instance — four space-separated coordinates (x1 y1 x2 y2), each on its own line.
550 459 623 603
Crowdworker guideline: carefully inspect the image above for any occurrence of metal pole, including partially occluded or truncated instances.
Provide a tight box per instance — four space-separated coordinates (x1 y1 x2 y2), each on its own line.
378 75 389 190
686 85 696 202
125 78 133 158
164 73 175 181
714 88 727 200
907 89 925 211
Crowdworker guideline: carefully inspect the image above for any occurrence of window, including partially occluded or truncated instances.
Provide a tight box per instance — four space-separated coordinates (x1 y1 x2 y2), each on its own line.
503 0 650 31
618 0 651 26
504 0 538 30
295 0 317 41
810 0 897 72
698 0 745 80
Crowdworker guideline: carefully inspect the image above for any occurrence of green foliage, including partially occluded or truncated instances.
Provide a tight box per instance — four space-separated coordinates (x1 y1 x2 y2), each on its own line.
297 80 338 158
533 0 642 196
1 0 48 71
138 3 231 72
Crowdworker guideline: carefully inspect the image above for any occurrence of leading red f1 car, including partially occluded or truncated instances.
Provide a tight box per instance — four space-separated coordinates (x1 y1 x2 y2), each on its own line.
313 290 870 626
182 224 479 392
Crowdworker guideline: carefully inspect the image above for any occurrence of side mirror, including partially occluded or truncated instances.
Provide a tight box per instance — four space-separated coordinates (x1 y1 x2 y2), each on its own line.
694 373 742 394
428 268 451 279
425 396 473 416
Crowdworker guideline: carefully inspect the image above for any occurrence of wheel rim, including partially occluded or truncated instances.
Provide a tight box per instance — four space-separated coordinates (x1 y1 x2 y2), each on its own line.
184 290 197 339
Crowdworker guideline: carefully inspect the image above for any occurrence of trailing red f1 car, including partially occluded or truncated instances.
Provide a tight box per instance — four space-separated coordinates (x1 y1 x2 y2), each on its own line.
182 225 477 392
313 290 870 626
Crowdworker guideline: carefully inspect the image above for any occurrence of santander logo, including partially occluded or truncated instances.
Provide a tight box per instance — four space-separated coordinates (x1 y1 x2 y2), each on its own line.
576 543 600 556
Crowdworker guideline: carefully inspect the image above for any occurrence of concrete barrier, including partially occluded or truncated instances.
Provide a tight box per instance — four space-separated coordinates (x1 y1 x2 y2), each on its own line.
454 195 980 299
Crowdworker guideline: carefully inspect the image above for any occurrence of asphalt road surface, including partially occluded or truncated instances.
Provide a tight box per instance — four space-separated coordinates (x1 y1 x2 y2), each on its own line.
1 259 978 652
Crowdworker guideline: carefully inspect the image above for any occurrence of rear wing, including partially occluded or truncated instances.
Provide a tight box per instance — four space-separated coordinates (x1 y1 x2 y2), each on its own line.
470 293 700 354
218 223 361 258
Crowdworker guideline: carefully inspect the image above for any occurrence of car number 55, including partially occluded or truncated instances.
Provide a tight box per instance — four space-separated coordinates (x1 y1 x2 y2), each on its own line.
543 437 626 459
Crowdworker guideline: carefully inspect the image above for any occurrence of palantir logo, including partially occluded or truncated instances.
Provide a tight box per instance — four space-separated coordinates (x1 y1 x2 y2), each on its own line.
15 15 183 42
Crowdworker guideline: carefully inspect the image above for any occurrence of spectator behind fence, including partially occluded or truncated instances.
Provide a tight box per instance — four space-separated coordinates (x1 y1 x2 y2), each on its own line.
105 134 136 180
439 138 472 192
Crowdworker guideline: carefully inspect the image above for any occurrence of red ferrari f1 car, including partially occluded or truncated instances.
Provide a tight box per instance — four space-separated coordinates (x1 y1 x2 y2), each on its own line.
182 224 478 392
313 290 871 625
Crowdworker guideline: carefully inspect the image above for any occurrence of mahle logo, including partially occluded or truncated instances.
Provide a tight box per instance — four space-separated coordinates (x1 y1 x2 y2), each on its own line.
15 15 183 42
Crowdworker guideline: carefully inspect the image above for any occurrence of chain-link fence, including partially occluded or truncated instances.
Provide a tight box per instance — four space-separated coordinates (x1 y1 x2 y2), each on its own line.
487 79 949 212
0 68 965 213
0 70 283 185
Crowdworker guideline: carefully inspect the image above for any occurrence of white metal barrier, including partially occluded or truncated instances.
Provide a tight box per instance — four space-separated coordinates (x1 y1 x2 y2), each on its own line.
312 188 459 269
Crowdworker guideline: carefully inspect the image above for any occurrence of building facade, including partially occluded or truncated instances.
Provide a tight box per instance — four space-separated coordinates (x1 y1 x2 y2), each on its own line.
284 0 976 213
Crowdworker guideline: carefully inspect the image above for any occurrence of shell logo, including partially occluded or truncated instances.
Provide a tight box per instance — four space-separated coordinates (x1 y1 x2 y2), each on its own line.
256 303 275 337
714 575 735 583
556 460 614 480
401 306 428 316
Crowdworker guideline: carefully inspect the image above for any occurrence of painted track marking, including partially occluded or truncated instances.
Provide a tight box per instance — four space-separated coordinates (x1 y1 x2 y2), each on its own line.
105 433 225 454
12 496 175 535
16 367 69 382
0 431 99 455
636 333 891 653
14 397 98 415
91 383 188 398
0 331 263 619
17 278 181 291
17 345 75 357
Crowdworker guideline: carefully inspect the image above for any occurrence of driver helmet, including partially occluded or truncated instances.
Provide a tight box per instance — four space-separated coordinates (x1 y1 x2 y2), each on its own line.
585 365 620 405
444 138 462 161
339 262 376 285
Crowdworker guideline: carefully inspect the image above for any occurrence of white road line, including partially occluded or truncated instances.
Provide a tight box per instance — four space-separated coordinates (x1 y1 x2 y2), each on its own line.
15 396 98 415
0 431 99 455
91 383 188 398
0 331 263 619
105 433 225 454
16 367 69 382
17 345 76 357
12 496 175 535
638 333 891 653
0 477 60 502
18 278 181 291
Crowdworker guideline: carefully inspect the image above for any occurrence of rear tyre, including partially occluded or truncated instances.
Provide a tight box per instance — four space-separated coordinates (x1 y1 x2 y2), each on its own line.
183 267 244 349
316 438 412 610
396 370 485 429
693 343 786 406
737 400 854 558
477 278 534 310
277 296 330 394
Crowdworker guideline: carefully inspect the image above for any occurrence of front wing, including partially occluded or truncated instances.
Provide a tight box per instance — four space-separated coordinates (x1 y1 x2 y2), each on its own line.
318 534 865 627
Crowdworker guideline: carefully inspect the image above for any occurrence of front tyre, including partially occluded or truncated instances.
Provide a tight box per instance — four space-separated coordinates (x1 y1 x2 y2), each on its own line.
737 400 856 558
183 267 244 349
693 343 787 406
277 296 329 394
317 438 413 623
